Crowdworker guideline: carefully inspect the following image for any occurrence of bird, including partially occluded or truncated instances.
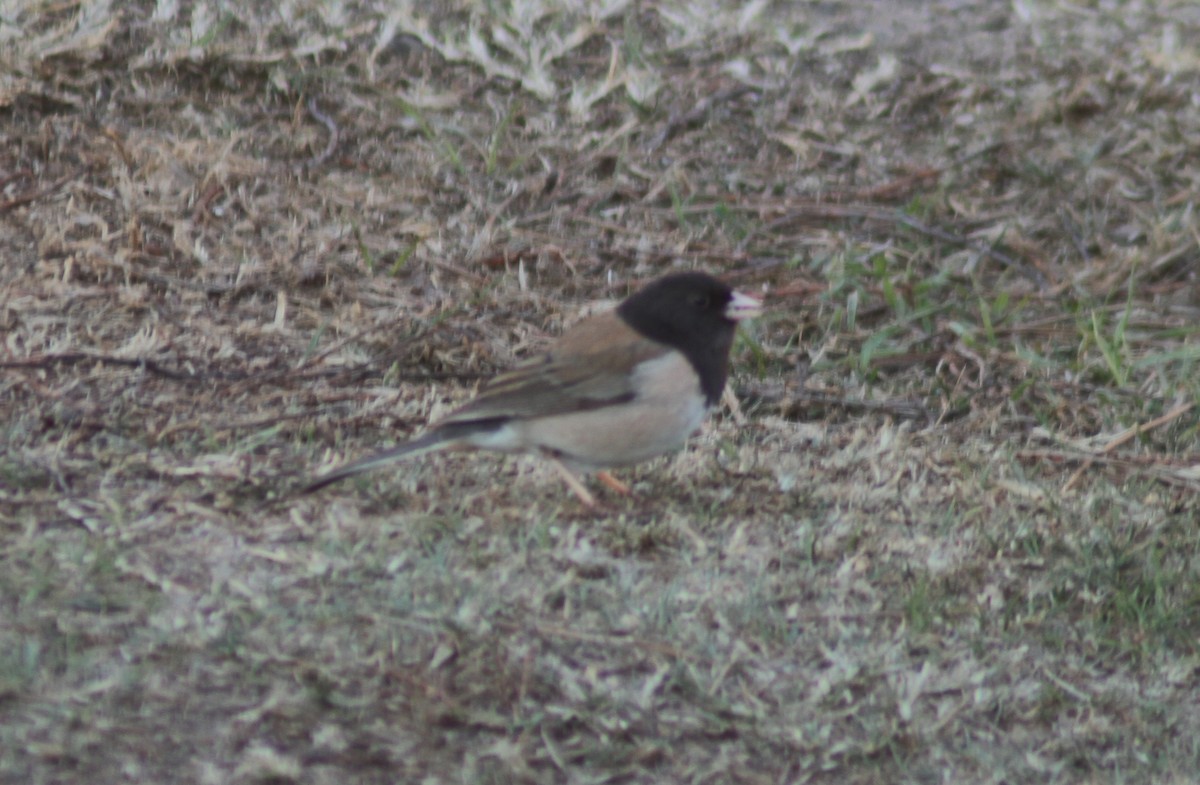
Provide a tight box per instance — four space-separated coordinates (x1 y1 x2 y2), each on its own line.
303 271 763 506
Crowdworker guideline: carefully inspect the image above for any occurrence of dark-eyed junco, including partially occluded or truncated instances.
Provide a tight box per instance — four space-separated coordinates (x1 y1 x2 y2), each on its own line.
304 272 762 505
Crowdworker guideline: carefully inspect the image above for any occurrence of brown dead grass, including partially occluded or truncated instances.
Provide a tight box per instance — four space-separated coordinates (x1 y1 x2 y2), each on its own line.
3 1 1200 783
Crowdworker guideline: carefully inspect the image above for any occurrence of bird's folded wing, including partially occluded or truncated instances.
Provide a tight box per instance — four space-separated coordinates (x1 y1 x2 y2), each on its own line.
437 317 667 425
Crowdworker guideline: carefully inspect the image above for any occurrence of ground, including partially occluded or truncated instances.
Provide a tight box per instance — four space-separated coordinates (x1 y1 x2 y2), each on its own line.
2 1 1200 783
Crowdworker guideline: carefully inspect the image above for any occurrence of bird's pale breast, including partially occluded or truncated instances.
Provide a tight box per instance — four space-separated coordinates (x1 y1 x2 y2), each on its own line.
514 351 708 469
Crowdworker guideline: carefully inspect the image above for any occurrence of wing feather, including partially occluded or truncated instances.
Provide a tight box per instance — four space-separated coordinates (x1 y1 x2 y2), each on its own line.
436 312 666 425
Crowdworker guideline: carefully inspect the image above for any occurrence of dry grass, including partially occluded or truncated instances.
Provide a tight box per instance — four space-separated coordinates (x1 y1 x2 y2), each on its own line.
3 0 1200 783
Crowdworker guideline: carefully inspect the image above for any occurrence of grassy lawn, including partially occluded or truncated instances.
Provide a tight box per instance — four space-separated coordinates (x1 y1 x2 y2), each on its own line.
2 1 1199 782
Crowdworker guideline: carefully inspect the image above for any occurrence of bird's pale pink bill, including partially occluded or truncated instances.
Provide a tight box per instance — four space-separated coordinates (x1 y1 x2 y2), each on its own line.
725 290 763 321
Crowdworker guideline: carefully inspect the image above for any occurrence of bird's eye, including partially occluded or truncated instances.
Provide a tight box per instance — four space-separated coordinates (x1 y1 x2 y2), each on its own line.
690 293 710 308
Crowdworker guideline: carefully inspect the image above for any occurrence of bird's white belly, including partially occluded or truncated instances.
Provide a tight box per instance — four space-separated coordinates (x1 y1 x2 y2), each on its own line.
517 352 709 469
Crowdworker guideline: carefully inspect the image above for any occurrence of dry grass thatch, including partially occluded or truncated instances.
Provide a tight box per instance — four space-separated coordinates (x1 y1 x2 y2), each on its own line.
3 1 1200 783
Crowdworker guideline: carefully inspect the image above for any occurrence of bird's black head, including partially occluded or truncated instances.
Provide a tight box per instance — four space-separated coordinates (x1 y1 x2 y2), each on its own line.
616 272 760 406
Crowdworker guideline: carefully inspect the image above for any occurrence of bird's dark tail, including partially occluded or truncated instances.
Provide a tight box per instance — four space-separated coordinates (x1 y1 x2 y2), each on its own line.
301 431 450 494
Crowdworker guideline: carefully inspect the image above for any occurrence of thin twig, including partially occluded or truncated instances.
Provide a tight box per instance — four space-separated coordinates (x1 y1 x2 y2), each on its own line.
747 385 936 422
495 620 687 659
891 211 1046 287
301 97 340 170
0 353 204 382
1061 401 1195 491
644 84 757 151
1019 447 1200 492
697 200 1047 286
0 172 76 213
